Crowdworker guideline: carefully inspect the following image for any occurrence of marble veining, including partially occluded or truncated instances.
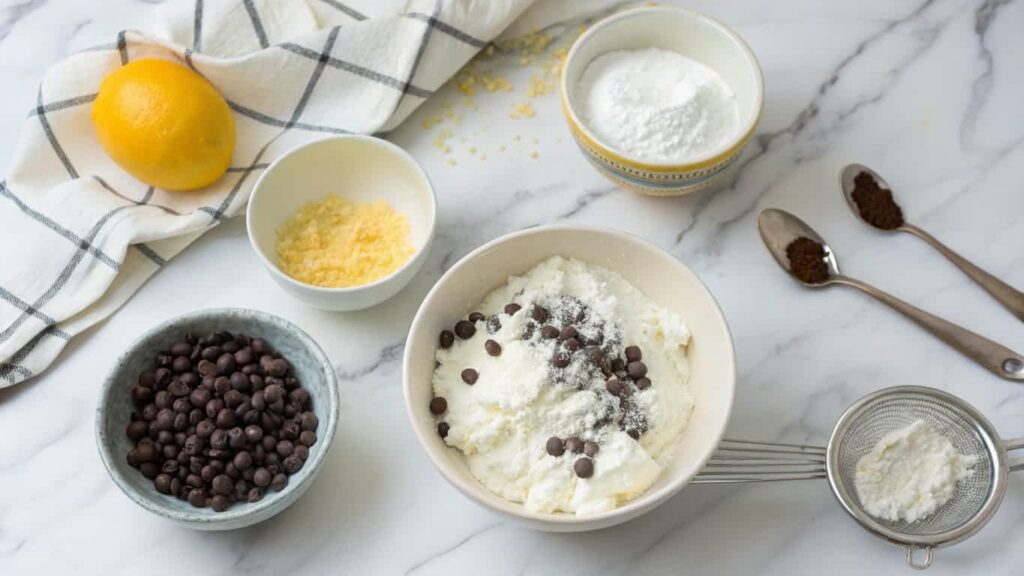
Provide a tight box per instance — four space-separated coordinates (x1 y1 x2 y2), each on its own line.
0 0 1022 574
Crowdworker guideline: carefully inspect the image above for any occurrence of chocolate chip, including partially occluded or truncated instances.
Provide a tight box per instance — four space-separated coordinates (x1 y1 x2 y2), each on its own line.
170 341 193 357
584 441 599 457
289 388 310 408
230 371 250 392
233 451 253 471
504 303 522 315
171 356 191 374
228 427 246 449
263 384 284 404
245 424 263 444
210 495 230 512
234 347 253 366
439 330 455 349
429 397 448 415
189 387 211 409
271 473 288 492
552 351 570 369
574 458 594 478
485 339 502 357
283 454 303 474
251 338 271 355
627 429 640 440
298 431 317 447
545 436 564 456
635 377 651 390
454 320 476 339
531 305 549 323
276 440 295 457
154 367 172 387
541 325 559 340
437 422 450 438
131 386 153 407
468 312 485 323
167 380 189 397
135 442 159 463
188 488 206 507
197 359 219 377
216 408 236 429
611 358 625 372
461 368 479 385
154 473 173 494
627 361 647 379
216 353 236 375
558 326 577 341
195 419 215 438
247 487 264 503
211 474 233 496
126 421 148 442
564 338 580 352
155 408 174 432
299 412 318 432
565 437 584 454
267 359 289 378
253 467 272 487
528 305 552 323
624 346 642 363
606 376 623 396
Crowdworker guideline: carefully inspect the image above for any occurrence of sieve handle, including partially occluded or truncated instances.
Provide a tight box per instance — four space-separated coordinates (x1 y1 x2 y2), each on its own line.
902 224 1024 322
906 544 933 570
1004 437 1024 472
835 276 1024 382
692 439 828 483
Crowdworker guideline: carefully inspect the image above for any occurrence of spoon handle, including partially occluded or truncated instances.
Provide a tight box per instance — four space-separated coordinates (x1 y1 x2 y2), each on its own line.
901 224 1024 322
835 276 1024 381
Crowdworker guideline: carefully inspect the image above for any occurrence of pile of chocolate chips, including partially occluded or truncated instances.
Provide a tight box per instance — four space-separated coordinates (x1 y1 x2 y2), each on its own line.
851 171 904 230
785 237 830 284
125 331 318 512
546 436 599 479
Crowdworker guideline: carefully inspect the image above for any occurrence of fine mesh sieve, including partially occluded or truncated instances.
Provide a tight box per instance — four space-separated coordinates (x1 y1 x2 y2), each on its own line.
693 386 1024 570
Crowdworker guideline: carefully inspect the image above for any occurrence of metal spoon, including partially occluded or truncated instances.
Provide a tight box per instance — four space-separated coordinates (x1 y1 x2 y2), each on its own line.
758 208 1024 381
840 163 1024 322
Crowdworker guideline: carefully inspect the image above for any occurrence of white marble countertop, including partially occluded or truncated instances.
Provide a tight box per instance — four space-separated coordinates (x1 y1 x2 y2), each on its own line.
2 0 1023 573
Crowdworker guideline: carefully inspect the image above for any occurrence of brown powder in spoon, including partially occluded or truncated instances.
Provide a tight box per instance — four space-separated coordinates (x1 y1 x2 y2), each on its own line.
851 171 904 230
786 237 830 284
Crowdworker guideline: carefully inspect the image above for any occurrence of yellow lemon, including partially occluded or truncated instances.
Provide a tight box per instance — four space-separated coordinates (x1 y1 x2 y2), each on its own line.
92 58 236 191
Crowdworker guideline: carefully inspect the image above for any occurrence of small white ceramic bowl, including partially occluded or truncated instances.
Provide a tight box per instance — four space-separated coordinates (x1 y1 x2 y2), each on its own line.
247 135 436 311
403 226 736 531
560 6 764 196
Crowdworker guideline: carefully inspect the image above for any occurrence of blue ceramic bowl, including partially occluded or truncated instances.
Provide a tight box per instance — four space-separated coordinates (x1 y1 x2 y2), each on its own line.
95 308 338 530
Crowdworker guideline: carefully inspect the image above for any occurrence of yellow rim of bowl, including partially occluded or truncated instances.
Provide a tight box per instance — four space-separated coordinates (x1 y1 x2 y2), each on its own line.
559 5 764 173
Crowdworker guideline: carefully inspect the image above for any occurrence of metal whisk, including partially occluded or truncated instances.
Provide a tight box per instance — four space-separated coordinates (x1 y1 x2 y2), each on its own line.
692 386 1024 570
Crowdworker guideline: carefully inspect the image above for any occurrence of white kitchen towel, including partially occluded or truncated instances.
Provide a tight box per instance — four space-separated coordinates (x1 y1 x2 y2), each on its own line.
0 0 546 387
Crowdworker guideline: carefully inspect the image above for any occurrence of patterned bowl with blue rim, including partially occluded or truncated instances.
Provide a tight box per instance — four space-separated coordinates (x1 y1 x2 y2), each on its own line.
560 6 764 196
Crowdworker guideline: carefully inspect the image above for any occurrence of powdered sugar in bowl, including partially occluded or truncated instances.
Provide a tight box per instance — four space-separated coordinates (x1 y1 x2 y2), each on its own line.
560 6 763 196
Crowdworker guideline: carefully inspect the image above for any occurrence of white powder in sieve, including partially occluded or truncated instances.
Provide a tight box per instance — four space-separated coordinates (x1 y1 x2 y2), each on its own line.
575 47 741 163
854 420 978 523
